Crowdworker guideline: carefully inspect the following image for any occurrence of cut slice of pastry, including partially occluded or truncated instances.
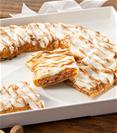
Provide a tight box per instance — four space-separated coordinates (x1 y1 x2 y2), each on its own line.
67 51 116 97
67 66 114 97
0 81 44 114
26 48 78 87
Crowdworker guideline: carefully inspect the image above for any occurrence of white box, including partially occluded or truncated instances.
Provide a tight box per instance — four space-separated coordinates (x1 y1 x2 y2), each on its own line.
0 6 117 129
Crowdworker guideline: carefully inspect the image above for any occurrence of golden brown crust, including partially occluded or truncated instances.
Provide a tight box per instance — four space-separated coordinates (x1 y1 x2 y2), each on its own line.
0 106 31 115
0 43 41 61
0 38 69 61
114 69 117 85
67 80 113 98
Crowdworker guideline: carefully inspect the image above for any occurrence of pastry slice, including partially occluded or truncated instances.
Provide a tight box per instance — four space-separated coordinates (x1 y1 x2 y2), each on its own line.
26 48 78 87
68 66 114 97
67 52 116 97
0 81 44 114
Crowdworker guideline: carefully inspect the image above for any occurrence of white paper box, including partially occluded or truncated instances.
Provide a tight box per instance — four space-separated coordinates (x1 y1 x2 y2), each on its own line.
0 6 117 129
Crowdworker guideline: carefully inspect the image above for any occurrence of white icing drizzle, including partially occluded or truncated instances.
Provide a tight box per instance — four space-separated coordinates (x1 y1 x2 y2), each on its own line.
0 35 15 54
0 86 13 112
73 66 114 90
16 82 43 109
1 27 20 46
8 85 26 108
25 23 53 48
70 47 116 91
68 33 115 60
26 48 78 79
67 25 116 91
0 22 116 60
0 82 44 113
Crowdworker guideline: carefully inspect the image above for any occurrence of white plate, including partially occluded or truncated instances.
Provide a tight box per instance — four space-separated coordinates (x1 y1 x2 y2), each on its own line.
0 6 117 129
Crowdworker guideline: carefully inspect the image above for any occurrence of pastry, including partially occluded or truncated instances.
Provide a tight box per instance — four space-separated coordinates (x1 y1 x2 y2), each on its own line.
0 81 44 114
0 23 113 61
67 51 116 97
0 23 60 60
64 29 116 62
26 48 78 87
1 22 116 98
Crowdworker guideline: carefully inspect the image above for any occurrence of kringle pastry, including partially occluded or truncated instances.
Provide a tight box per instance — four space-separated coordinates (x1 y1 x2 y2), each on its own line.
0 23 113 61
26 48 78 87
0 81 44 114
